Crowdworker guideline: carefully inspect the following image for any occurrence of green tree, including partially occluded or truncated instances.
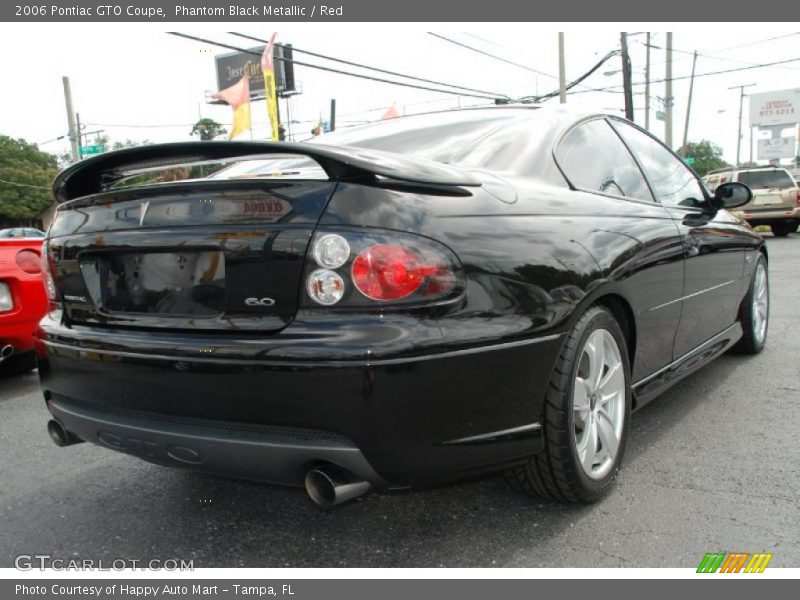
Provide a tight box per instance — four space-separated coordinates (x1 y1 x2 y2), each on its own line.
678 140 730 177
191 118 227 141
110 137 152 150
0 136 59 223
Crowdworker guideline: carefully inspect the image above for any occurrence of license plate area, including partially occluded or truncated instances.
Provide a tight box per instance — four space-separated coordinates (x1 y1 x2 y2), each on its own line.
80 250 226 317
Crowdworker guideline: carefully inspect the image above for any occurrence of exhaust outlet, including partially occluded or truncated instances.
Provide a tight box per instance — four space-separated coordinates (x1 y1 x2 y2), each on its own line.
0 344 13 364
47 419 83 447
305 465 371 508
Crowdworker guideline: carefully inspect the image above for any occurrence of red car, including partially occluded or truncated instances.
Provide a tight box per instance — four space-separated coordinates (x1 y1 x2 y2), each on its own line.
0 237 48 376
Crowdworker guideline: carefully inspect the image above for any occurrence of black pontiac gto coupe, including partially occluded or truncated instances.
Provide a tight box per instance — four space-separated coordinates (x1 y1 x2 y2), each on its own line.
37 106 768 507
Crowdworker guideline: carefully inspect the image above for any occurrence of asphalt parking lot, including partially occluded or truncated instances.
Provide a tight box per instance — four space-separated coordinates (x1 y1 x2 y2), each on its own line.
1 234 798 569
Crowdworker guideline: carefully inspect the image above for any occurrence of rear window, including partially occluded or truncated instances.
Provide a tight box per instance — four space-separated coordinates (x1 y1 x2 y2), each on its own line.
313 108 553 176
209 109 553 181
737 170 796 189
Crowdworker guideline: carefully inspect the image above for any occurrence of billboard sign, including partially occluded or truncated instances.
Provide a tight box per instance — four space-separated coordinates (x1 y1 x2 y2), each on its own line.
757 136 796 161
215 44 296 98
749 88 800 127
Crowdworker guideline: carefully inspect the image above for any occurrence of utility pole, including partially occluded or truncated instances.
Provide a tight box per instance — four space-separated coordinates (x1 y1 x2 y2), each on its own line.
728 83 756 167
62 76 79 162
681 51 698 156
330 99 336 132
620 32 634 121
665 32 673 148
644 33 651 131
558 32 566 104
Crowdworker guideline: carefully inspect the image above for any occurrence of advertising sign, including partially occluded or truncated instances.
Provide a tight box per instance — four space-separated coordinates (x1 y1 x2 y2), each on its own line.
215 44 296 98
757 136 796 160
749 88 800 127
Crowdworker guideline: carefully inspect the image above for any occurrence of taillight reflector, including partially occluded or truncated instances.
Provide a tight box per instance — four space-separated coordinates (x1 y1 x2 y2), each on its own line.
15 249 41 274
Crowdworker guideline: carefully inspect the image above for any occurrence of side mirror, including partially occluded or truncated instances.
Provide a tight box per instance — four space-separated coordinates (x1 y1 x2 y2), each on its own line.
713 181 752 209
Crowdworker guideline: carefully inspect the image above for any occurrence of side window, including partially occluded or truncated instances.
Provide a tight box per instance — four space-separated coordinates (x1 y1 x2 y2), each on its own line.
556 119 654 202
612 121 706 208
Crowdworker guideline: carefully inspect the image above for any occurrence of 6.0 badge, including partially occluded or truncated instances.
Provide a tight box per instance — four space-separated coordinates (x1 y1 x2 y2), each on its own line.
245 297 276 307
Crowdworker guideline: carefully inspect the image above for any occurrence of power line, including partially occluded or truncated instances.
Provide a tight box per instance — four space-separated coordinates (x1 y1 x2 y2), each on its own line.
525 50 622 103
168 32 506 102
707 31 800 53
427 32 559 80
569 56 800 95
229 32 509 100
427 32 610 95
642 32 800 70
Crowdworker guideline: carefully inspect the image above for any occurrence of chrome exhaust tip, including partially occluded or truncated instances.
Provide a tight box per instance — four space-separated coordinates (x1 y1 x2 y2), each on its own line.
305 465 371 508
47 419 83 447
0 344 13 363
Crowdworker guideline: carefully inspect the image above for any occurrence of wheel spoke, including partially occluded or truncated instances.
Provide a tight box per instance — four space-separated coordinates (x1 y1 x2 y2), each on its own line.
596 409 619 459
585 332 605 391
573 378 590 413
598 361 623 402
578 417 598 472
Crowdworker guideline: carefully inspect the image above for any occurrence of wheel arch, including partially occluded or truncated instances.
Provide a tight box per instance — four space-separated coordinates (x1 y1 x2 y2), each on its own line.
592 293 637 374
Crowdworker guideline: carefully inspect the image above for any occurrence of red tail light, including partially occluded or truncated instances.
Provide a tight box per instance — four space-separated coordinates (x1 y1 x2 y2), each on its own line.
15 249 41 274
302 229 465 308
351 244 453 301
796 189 800 205
40 241 60 302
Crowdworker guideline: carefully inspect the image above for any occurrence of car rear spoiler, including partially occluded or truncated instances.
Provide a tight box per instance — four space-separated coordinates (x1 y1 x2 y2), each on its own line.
52 141 482 203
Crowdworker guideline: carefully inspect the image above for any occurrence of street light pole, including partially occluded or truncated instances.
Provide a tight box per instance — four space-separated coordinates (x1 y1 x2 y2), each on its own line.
558 32 566 104
620 32 634 121
645 33 651 131
729 83 756 167
681 51 698 156
665 32 673 148
62 76 79 162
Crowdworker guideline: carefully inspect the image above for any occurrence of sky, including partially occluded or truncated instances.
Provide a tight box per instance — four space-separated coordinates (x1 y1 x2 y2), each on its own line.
0 24 798 165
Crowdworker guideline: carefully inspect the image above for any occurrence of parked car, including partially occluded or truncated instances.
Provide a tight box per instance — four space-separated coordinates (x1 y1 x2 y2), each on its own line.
0 227 46 239
0 237 48 375
36 106 767 507
705 166 800 236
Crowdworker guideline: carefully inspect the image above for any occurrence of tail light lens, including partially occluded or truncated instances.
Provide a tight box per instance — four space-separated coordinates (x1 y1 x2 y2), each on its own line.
15 249 41 274
40 241 60 302
796 188 800 205
302 229 465 308
352 244 453 301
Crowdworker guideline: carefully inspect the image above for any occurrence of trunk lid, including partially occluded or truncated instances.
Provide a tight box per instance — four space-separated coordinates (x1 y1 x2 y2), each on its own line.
48 179 335 332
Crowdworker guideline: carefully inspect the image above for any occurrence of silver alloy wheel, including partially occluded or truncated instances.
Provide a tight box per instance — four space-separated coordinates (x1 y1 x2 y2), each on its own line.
573 328 625 480
752 262 769 344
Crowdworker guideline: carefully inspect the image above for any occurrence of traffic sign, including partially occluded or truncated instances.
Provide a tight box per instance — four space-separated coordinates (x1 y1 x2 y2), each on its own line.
79 145 105 156
656 111 665 122
684 156 695 165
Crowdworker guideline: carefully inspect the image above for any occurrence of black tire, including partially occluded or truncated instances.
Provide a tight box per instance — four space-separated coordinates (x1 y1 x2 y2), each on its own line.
0 350 37 377
771 222 792 237
731 254 769 355
506 306 632 503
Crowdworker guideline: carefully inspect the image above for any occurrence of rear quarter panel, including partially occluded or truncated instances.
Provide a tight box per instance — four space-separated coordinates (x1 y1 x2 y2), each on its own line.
320 177 686 383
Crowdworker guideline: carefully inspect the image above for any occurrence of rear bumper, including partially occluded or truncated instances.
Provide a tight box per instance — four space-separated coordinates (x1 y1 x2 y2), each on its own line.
0 277 47 352
48 397 387 487
741 207 800 225
37 316 561 487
